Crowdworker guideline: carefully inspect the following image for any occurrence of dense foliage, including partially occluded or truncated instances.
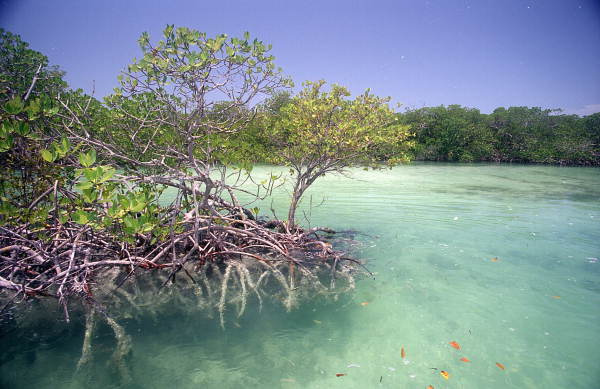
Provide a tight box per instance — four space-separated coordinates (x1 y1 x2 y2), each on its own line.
400 105 599 165
261 80 412 225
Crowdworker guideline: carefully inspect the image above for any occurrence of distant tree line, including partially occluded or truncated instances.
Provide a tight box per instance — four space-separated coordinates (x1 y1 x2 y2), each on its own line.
399 105 599 165
240 98 599 166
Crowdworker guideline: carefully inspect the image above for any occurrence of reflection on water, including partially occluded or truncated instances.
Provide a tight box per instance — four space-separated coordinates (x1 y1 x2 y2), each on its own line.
1 163 599 388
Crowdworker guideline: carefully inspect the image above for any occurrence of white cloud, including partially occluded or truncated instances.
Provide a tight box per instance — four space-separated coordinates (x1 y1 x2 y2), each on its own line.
563 103 600 116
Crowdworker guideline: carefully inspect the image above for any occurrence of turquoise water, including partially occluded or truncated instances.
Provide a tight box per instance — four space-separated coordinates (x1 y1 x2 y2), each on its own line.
1 163 599 388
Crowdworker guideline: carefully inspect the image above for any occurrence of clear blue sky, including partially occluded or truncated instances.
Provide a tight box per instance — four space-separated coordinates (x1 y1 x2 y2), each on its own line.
1 0 599 115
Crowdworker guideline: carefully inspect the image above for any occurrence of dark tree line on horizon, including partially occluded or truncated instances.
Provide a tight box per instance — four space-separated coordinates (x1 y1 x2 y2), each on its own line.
399 104 599 165
244 91 600 166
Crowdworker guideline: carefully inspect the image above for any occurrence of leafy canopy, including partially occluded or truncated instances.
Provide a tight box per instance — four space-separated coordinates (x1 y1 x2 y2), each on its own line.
266 80 413 225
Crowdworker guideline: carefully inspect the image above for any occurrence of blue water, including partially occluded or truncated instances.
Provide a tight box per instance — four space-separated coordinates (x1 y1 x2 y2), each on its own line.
1 163 599 388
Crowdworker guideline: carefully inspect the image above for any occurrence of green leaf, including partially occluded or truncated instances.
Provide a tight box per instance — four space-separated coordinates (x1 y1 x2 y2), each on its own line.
82 188 98 203
55 136 71 157
79 149 96 167
14 121 30 136
129 200 146 213
59 213 69 224
4 97 24 115
44 106 59 116
123 215 139 230
25 99 41 120
0 121 10 137
0 136 14 152
75 180 93 190
83 168 97 181
72 210 89 224
98 166 115 183
40 149 56 162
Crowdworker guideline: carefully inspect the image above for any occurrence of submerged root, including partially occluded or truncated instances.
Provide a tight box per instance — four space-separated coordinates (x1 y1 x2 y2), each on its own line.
218 264 234 329
234 263 248 319
236 261 262 313
105 314 132 383
76 307 96 371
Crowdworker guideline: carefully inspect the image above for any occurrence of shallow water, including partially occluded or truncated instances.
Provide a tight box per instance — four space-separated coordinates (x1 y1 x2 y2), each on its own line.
1 163 599 388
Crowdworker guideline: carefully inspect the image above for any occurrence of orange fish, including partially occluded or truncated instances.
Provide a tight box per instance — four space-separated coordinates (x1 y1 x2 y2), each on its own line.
496 362 505 370
491 257 499 262
336 373 346 377
460 357 471 362
360 302 369 306
449 341 461 350
552 295 561 299
440 370 450 380
401 347 406 359
427 386 434 389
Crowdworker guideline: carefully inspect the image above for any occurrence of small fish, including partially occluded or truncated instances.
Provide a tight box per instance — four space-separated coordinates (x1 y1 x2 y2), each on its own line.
360 302 369 306
401 347 406 359
491 257 499 262
496 362 505 370
280 378 296 383
460 357 471 362
336 373 346 377
440 370 450 380
427 386 434 389
449 341 461 350
552 295 561 299
313 319 322 324
379 376 383 383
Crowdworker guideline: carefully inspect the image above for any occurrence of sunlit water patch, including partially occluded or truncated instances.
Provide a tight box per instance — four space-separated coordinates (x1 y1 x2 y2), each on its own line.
1 163 599 388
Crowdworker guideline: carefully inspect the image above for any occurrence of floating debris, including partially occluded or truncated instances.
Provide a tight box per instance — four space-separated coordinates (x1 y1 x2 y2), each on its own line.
280 378 296 383
387 367 396 371
347 364 360 368
313 320 322 324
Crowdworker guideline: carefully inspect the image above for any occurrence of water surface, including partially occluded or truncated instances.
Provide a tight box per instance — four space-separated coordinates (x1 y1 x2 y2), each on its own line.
1 163 599 388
